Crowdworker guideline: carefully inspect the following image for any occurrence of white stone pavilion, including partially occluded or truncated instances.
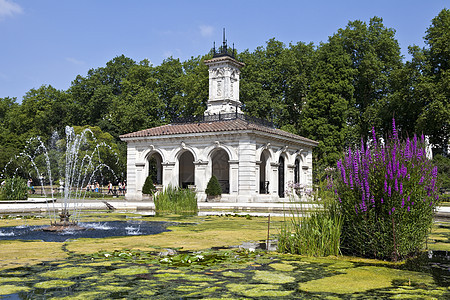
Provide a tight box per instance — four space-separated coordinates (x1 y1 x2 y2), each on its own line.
120 38 318 202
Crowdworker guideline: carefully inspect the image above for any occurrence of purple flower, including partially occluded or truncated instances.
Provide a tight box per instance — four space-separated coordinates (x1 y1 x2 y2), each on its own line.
388 186 392 197
381 197 384 204
372 127 377 146
392 207 395 212
384 180 388 193
407 206 410 212
392 118 398 140
419 176 424 185
395 178 398 192
399 182 403 195
401 198 405 208
432 166 438 179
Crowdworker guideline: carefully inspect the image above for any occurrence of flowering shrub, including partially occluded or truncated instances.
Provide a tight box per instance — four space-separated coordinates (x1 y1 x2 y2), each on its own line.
334 119 440 261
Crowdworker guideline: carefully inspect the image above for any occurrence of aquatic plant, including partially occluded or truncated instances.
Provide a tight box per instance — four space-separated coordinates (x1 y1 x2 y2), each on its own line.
154 185 198 214
278 180 342 256
0 177 28 200
334 119 441 261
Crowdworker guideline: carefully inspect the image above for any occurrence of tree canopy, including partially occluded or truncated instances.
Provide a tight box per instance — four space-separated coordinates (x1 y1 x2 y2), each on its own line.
1 10 449 181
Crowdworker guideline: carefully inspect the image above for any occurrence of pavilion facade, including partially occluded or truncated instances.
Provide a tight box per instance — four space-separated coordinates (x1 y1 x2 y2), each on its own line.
120 39 318 202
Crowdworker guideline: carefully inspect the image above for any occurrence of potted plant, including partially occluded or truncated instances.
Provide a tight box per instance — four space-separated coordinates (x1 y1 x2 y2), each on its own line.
142 176 156 200
205 175 222 202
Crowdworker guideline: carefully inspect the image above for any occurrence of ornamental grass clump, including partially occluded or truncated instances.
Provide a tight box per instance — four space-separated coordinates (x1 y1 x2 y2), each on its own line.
154 185 198 214
0 177 28 200
334 119 440 261
278 181 342 257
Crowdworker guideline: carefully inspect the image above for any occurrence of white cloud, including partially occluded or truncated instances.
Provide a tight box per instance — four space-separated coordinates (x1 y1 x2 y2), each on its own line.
0 0 23 20
199 25 214 37
66 57 85 65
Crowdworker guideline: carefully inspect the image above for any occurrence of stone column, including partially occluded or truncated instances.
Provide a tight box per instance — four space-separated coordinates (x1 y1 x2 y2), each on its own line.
134 162 145 200
162 162 176 188
270 162 279 195
229 160 239 196
194 160 209 192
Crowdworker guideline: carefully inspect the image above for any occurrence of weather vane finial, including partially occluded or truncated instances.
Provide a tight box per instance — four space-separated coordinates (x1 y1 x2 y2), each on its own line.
212 28 234 58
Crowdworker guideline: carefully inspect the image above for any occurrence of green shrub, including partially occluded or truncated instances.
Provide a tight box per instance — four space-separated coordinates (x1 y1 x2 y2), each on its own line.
142 176 156 195
205 175 222 196
334 120 440 261
0 177 28 200
154 185 198 214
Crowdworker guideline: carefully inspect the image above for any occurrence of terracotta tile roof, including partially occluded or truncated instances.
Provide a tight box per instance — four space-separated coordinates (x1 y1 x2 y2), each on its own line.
120 119 318 145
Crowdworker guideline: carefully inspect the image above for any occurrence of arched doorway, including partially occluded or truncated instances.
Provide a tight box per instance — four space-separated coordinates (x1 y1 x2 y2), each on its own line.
148 153 163 184
179 151 194 189
211 149 229 193
259 150 270 194
278 156 285 198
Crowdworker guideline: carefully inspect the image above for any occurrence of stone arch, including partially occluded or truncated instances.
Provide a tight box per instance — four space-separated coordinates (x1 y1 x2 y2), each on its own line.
147 152 163 185
178 150 195 189
204 142 237 162
210 148 230 194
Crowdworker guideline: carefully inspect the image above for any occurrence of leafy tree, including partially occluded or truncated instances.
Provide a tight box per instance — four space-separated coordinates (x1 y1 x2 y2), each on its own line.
154 57 184 121
415 9 450 155
8 85 69 140
333 17 403 138
300 39 356 167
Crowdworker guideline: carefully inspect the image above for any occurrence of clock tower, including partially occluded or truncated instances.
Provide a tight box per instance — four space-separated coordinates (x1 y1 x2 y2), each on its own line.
204 30 244 116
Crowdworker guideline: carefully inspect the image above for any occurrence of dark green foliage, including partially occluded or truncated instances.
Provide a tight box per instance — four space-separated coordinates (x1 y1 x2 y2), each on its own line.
1 10 449 180
0 177 28 200
154 185 198 214
142 176 156 195
433 154 450 189
205 175 222 196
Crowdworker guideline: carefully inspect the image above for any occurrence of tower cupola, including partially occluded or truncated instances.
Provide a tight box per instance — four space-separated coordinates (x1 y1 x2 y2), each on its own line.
204 29 244 116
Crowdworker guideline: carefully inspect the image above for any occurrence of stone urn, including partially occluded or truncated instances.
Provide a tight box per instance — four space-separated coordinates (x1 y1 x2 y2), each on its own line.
206 195 221 202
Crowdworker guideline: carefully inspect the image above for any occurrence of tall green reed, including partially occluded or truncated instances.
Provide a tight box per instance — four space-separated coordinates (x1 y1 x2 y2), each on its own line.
278 181 342 256
154 185 198 214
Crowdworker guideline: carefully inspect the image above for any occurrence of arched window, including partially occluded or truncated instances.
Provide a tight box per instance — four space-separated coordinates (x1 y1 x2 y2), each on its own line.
211 149 229 193
278 156 285 198
294 158 300 184
259 150 270 194
179 151 194 188
148 153 163 184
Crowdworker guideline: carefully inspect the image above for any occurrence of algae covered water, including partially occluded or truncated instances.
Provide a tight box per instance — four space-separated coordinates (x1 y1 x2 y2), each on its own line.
0 249 448 299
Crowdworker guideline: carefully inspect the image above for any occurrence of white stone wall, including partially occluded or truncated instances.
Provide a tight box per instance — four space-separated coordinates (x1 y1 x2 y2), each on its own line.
123 132 316 203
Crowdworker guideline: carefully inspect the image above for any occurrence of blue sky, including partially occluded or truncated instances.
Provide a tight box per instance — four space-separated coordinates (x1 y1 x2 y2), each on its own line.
0 0 447 101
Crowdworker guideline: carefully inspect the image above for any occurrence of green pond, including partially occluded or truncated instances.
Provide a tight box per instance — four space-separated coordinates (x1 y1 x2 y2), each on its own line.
0 213 449 299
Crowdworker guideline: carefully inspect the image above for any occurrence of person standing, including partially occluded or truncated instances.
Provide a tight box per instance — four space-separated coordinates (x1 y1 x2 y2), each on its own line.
107 181 113 195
